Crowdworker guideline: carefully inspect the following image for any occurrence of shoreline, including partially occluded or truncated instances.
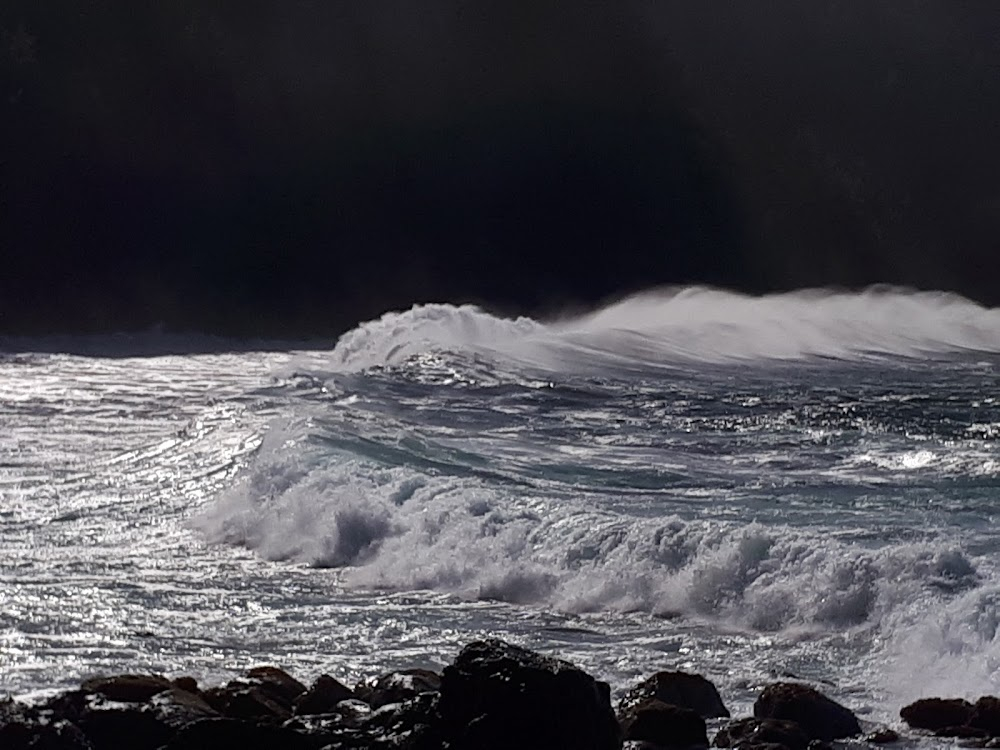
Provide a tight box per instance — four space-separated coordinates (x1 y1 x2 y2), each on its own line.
5 637 991 749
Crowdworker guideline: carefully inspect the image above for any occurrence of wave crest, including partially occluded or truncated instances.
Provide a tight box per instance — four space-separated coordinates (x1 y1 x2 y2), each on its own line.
319 287 1000 374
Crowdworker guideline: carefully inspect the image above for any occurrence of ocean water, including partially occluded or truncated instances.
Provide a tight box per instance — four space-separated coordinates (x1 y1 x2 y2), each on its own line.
3 287 1000 740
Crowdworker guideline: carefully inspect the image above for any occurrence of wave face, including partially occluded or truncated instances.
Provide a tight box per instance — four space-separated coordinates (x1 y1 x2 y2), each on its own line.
195 287 1000 710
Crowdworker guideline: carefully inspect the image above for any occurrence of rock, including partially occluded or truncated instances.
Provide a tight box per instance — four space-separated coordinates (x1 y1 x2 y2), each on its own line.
753 683 860 741
294 674 356 715
73 704 174 750
38 690 91 724
0 698 91 750
620 671 730 719
437 638 620 749
865 727 900 743
619 698 707 748
934 724 988 739
147 687 218 728
246 666 308 705
713 717 808 749
970 697 1000 736
79 675 172 703
331 698 375 728
202 683 291 722
171 676 199 694
163 717 315 750
355 668 442 709
900 697 974 731
29 683 218 750
364 691 443 747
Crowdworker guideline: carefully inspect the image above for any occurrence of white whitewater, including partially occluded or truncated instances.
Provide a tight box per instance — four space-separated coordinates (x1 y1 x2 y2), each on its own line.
3 287 1000 742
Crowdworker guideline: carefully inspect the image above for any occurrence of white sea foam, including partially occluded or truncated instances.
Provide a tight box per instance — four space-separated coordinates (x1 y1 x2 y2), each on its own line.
316 287 1000 374
876 583 1000 705
193 424 987 637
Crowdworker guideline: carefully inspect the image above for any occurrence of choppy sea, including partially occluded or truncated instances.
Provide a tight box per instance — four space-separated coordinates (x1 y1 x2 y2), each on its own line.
4 288 1000 742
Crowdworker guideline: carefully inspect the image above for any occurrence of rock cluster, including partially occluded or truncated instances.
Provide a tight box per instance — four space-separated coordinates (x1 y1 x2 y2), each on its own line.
0 638 914 750
901 696 1000 743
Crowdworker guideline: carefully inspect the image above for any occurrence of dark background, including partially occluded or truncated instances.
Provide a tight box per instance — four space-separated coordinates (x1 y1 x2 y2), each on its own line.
3 2 999 338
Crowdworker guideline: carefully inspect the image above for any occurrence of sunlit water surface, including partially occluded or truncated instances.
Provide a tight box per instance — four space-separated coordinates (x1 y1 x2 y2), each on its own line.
3 289 1000 748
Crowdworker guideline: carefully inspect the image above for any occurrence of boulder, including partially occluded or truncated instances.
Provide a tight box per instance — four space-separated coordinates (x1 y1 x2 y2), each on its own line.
146 687 218 728
0 698 91 750
202 684 291 722
245 666 308 705
933 724 987 739
355 668 442 709
619 697 707 748
900 697 974 731
171 676 199 694
620 671 729 719
864 727 900 744
163 717 315 750
80 675 172 703
753 683 860 741
970 696 1000 736
713 717 808 749
42 686 216 750
73 705 174 750
364 691 444 748
437 638 620 750
294 674 356 715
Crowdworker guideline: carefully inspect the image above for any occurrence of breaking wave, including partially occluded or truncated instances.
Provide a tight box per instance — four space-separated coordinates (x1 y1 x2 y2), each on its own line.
194 285 1000 704
324 287 1000 373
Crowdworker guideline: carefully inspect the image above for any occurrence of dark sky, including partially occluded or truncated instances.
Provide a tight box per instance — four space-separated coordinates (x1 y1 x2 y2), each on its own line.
2 2 999 337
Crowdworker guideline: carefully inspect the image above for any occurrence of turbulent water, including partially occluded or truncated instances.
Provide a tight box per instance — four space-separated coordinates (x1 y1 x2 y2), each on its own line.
4 287 1000 738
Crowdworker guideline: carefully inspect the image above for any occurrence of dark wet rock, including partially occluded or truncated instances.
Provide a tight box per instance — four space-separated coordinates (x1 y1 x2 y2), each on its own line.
806 742 832 750
713 717 808 749
286 693 442 750
283 712 347 738
620 671 730 719
146 687 218 728
38 690 91 724
437 638 620 749
162 717 315 750
202 683 291 722
365 691 444 747
864 727 900 743
31 685 215 750
294 674 356 715
934 724 988 739
331 698 374 728
619 697 707 748
246 665 308 705
171 676 199 694
355 668 441 709
900 697 974 731
0 698 92 750
753 683 860 741
73 705 174 750
970 696 1000 736
79 675 172 703
286 701 373 737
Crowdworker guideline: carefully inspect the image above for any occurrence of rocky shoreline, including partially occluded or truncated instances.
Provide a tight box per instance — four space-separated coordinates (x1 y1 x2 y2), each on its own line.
2 638 997 749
